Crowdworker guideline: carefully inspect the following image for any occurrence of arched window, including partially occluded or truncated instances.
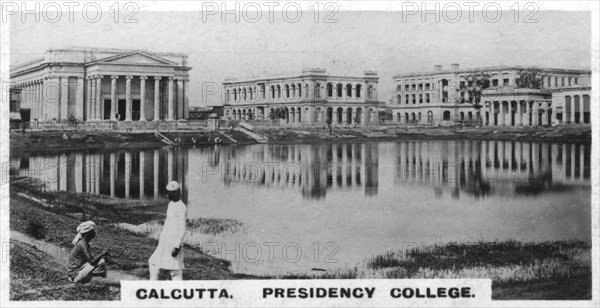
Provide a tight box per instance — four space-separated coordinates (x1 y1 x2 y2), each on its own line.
427 111 433 124
367 86 374 99
233 89 237 101
443 110 451 121
337 84 343 97
285 84 290 98
346 84 352 97
243 88 247 100
405 94 409 105
356 84 362 98
315 83 321 98
426 93 430 103
305 84 309 98
298 83 302 97
419 94 423 104
291 84 296 98
276 85 281 98
460 112 464 120
327 83 333 97
271 86 275 99
412 94 416 104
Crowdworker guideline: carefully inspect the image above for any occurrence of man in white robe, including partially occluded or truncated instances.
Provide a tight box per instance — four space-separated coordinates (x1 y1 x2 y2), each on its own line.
149 181 188 280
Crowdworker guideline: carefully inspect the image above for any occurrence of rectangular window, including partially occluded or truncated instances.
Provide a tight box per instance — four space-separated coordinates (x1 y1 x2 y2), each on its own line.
561 77 565 87
405 84 410 91
568 78 572 86
547 77 551 87
554 77 558 87
574 78 578 85
492 79 498 86
503 78 509 86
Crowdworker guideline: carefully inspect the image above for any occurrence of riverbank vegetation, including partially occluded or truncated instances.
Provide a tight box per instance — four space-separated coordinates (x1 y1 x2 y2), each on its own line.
281 240 591 300
10 124 591 153
9 178 254 300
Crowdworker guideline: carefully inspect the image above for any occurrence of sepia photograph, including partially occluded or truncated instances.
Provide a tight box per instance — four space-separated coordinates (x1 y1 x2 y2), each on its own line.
1 0 598 306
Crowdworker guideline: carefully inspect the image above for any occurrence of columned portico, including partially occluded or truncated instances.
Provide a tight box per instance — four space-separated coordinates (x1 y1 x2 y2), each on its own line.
10 47 191 125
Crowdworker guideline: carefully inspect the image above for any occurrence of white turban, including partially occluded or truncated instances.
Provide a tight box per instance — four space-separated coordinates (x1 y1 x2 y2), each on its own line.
72 221 96 245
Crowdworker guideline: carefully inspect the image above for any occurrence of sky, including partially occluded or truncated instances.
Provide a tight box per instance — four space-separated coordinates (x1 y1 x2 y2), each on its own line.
9 7 592 106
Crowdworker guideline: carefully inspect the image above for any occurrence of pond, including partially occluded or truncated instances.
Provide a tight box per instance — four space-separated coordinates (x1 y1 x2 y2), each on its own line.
13 140 591 276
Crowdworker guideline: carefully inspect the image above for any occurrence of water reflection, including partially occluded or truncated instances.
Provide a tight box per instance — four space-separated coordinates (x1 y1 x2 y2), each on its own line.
13 140 590 202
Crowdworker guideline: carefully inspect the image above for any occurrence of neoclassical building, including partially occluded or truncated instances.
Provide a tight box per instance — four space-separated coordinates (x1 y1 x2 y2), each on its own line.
9 47 191 124
391 64 591 126
222 68 381 127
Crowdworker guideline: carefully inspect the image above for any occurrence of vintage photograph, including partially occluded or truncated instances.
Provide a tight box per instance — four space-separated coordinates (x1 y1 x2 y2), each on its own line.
2 0 597 304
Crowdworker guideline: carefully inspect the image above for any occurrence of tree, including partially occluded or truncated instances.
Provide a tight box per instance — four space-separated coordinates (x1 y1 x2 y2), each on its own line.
268 107 287 121
456 74 491 127
515 69 542 89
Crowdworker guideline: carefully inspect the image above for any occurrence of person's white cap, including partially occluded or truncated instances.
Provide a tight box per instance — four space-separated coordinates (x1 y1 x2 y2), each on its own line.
166 181 180 191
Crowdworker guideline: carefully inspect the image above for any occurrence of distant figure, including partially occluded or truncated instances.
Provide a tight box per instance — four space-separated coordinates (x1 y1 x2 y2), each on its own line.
148 181 188 280
67 221 108 283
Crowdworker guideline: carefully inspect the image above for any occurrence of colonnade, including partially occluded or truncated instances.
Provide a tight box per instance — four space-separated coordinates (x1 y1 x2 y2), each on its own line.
228 105 379 127
484 100 551 126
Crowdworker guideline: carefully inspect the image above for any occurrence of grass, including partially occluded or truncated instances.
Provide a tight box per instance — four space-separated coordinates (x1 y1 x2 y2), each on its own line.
9 178 257 300
10 240 120 301
363 241 591 300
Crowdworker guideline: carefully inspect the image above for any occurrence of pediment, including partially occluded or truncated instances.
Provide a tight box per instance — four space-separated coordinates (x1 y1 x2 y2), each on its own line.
91 51 177 66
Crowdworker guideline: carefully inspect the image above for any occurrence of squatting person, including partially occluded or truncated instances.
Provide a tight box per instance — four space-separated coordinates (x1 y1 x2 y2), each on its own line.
67 221 108 283
148 180 188 280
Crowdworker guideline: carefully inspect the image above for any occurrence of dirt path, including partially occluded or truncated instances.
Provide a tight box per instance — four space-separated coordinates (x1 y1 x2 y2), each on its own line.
10 230 142 282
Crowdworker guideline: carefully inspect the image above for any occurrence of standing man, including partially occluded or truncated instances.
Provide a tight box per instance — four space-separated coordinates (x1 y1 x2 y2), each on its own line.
149 181 188 280
68 221 108 283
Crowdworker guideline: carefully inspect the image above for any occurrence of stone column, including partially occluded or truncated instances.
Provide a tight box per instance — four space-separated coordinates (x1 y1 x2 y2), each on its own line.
110 76 118 121
90 77 96 120
570 96 575 123
579 95 585 124
524 101 531 126
96 75 103 120
76 76 84 120
86 77 92 121
532 102 539 126
552 101 559 125
154 76 161 121
167 77 174 121
60 77 69 122
139 76 147 121
499 101 505 126
516 101 522 126
125 75 133 121
177 79 184 120
541 102 548 126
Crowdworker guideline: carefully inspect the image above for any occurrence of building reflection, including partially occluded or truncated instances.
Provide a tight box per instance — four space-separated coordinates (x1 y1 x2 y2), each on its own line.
213 143 380 199
19 148 189 204
394 140 590 198
14 140 588 203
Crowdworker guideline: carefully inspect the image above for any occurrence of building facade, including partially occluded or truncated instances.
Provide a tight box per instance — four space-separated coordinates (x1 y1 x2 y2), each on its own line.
391 64 590 126
222 68 381 127
9 47 191 124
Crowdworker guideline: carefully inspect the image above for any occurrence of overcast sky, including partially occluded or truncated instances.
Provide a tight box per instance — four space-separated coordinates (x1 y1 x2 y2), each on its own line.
10 9 591 106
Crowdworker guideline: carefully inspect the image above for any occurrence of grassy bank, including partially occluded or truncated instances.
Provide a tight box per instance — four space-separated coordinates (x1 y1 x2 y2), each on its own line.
9 130 255 153
10 240 121 301
10 124 592 153
281 240 591 300
9 178 255 301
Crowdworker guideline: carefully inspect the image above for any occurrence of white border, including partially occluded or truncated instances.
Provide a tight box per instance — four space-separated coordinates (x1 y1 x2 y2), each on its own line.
1 1 598 307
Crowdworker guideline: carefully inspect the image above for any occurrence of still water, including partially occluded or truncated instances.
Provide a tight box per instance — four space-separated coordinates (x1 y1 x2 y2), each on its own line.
13 140 591 275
